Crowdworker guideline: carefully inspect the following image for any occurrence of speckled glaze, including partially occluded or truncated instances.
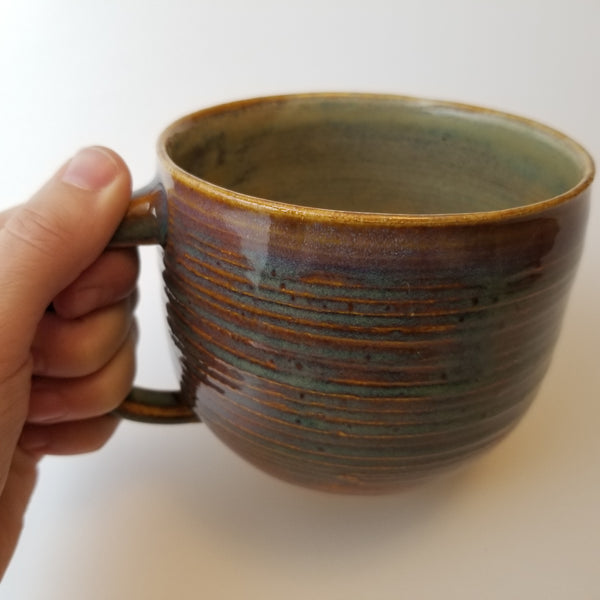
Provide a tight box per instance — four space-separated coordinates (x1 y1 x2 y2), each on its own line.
113 94 594 493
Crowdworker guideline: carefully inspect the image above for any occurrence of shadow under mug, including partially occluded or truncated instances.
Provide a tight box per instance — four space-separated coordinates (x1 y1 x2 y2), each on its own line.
111 93 594 494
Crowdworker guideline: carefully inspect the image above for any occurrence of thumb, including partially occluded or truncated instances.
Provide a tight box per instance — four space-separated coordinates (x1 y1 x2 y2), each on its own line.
0 147 132 445
0 147 132 355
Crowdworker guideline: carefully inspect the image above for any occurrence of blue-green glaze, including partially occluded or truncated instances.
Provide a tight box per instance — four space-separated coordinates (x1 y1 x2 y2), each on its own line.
115 94 594 493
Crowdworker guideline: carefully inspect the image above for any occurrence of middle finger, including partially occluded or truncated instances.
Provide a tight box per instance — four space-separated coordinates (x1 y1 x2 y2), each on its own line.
28 325 136 423
31 297 133 378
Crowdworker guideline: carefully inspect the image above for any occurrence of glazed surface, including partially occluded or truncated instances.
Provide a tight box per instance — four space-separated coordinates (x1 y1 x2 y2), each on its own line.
167 95 586 215
163 177 589 492
132 94 595 492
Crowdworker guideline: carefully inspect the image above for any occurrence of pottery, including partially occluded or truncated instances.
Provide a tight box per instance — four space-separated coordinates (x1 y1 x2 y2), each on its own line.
111 93 594 493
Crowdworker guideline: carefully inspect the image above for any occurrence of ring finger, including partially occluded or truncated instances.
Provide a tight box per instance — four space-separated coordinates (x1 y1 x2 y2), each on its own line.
28 323 137 424
31 296 134 378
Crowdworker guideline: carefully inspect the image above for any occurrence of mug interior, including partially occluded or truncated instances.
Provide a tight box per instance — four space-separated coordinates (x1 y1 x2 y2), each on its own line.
165 95 591 214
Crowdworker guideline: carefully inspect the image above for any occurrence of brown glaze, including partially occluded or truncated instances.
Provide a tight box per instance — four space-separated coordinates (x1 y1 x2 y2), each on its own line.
113 94 594 493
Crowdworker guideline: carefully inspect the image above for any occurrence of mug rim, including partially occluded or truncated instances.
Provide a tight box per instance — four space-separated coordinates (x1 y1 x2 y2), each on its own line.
156 92 595 225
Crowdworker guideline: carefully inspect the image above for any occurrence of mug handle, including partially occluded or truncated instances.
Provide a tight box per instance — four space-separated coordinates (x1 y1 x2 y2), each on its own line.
109 179 200 424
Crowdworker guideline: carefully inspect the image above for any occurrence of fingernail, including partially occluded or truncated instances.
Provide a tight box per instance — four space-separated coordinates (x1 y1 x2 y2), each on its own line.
31 348 46 376
62 147 119 191
28 389 68 424
19 426 49 453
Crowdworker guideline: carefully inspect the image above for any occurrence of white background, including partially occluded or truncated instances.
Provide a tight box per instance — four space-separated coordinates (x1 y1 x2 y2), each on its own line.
1 1 599 598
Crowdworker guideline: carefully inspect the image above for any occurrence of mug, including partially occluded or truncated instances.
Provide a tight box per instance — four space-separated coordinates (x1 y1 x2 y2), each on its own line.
111 93 594 493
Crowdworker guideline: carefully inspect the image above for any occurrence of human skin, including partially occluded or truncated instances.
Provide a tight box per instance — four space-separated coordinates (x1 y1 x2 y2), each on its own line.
0 147 138 578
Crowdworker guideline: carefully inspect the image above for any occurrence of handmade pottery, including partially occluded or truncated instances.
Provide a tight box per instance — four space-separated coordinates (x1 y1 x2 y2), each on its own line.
111 93 594 493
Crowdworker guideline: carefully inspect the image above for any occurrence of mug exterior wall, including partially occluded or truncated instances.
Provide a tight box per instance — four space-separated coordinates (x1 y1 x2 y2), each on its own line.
161 172 590 493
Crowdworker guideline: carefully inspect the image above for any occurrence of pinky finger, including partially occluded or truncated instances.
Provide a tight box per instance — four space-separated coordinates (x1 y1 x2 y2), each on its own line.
19 415 120 456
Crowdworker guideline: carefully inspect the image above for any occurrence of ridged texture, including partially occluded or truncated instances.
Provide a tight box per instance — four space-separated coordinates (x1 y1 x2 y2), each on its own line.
163 182 589 493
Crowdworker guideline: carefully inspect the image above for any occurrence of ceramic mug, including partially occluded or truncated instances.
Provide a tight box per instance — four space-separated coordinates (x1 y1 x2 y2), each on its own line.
111 93 594 493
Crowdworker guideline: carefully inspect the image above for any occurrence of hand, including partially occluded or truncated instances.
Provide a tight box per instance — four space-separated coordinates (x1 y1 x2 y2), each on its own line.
0 147 138 578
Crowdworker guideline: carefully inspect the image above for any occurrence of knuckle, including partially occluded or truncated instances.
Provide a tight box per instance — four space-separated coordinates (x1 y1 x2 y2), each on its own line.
74 306 132 376
33 301 133 379
5 206 69 256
